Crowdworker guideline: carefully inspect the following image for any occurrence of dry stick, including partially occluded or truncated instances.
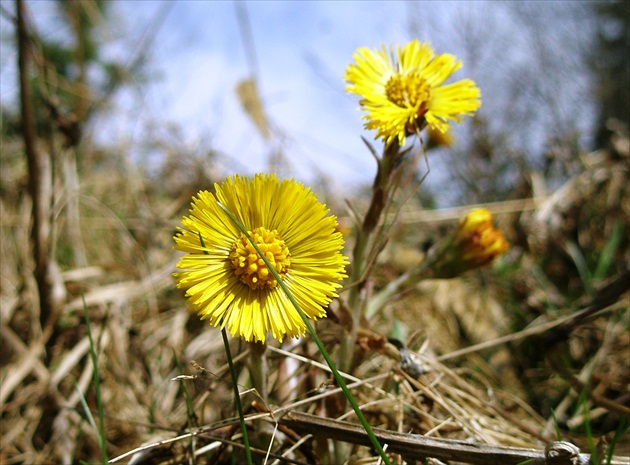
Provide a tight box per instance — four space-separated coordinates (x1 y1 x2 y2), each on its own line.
393 197 542 225
0 325 48 406
109 374 389 463
435 312 581 363
17 0 57 330
278 410 629 465
109 427 311 465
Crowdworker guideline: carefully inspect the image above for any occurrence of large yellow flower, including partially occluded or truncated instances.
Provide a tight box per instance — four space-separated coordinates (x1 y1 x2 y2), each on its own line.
344 40 481 146
174 174 348 343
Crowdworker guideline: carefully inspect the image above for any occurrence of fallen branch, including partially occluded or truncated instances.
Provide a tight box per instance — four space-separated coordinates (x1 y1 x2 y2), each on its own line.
277 410 628 465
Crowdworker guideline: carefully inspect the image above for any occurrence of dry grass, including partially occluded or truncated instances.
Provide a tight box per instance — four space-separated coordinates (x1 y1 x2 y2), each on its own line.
1 127 629 464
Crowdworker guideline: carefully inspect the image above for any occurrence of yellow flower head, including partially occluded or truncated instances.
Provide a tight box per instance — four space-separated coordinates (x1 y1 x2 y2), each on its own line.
344 40 481 146
431 208 509 278
454 208 509 268
174 174 348 343
427 125 454 149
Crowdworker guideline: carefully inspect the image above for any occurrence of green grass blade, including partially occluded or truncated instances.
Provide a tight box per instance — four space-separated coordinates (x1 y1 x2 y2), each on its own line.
594 220 623 281
606 416 628 465
82 295 108 465
74 380 100 445
222 328 253 465
565 240 593 294
173 350 197 429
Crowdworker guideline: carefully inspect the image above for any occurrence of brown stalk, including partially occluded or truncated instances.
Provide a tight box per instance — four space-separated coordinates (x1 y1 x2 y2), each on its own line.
278 410 629 465
17 0 57 330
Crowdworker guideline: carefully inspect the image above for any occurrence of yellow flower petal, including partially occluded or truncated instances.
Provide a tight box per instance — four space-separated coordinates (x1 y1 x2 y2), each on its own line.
435 208 509 277
174 174 348 343
345 39 481 146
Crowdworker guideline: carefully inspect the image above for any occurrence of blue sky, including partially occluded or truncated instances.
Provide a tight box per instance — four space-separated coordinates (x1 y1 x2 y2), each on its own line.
107 1 443 189
2 1 596 198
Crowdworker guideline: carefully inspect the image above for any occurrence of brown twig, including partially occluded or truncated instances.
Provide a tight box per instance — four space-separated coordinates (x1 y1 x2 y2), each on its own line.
17 0 57 331
277 410 628 465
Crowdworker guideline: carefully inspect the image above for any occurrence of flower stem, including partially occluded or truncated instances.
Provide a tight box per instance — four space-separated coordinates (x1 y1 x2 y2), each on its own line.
249 341 268 402
338 229 369 373
367 259 431 318
367 269 415 319
222 328 253 465
339 140 400 374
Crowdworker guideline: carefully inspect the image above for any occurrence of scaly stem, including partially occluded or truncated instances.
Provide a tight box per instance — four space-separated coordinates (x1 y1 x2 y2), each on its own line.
338 229 369 373
338 140 400 374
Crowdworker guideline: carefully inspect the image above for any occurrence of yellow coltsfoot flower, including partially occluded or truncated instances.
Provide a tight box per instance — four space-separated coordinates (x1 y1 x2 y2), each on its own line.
454 208 509 268
344 39 481 146
431 208 509 278
174 174 348 343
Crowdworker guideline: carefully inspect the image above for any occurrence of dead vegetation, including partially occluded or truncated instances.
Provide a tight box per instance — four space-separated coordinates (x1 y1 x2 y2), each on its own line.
1 123 628 464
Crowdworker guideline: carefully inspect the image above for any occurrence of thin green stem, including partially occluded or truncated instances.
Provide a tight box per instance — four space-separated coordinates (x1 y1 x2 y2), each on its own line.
173 350 198 429
222 328 253 465
217 202 392 465
299 308 392 465
367 268 415 319
367 259 431 318
82 297 107 465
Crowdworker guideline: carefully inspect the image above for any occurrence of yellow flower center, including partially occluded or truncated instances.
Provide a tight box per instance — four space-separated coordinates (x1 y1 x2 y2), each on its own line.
229 227 291 290
385 72 431 112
